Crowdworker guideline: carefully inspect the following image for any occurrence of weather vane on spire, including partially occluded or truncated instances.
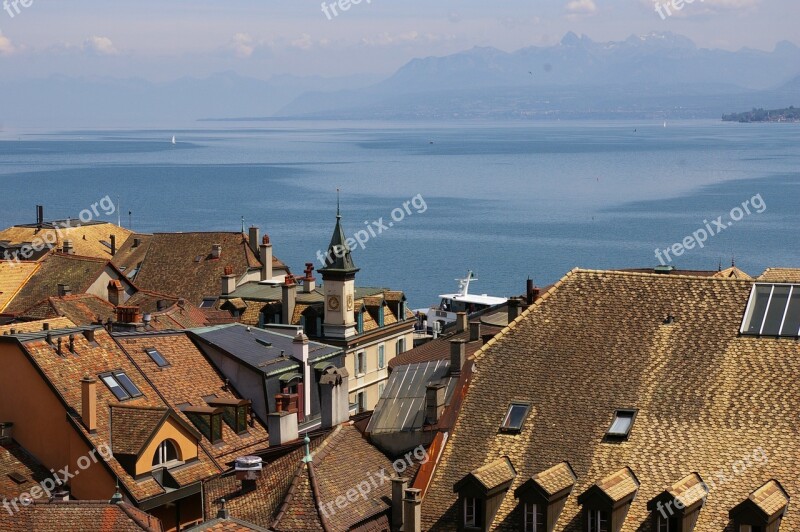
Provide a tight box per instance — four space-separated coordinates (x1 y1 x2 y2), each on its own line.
336 188 341 218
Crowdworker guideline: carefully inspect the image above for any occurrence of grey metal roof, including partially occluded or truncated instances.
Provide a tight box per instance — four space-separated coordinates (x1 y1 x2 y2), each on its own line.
221 283 388 304
366 359 458 435
192 323 341 376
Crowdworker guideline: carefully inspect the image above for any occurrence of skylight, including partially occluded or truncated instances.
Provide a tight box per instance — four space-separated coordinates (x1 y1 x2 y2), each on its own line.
500 402 531 433
100 371 143 401
607 410 636 438
741 284 800 337
146 348 169 368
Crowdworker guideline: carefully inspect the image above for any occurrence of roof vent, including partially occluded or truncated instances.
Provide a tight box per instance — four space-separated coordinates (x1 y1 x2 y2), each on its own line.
211 244 222 259
663 314 675 325
235 455 263 493
654 265 675 274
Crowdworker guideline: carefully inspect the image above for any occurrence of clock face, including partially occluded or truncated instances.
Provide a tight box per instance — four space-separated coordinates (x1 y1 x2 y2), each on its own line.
346 294 354 311
328 295 340 311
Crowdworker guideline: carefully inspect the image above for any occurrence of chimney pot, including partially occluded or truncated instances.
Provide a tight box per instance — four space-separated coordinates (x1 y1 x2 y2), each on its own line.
260 236 274 282
455 312 468 333
110 235 116 257
403 488 422 532
450 339 466 375
58 284 73 297
211 244 222 259
469 321 481 342
68 334 76 353
391 477 409 530
507 298 521 323
235 456 263 493
36 205 44 226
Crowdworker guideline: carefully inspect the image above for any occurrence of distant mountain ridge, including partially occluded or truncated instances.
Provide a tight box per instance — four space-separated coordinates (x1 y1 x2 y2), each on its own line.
278 32 800 120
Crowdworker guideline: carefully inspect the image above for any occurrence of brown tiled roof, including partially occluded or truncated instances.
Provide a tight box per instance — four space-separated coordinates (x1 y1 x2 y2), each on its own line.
713 266 752 279
758 267 800 282
0 317 76 335
469 457 517 492
187 517 271 531
388 323 503 369
0 440 53 499
147 303 235 331
422 269 800 531
19 294 115 325
129 233 262 306
15 327 219 503
592 467 639 503
749 479 789 517
531 462 577 497
111 234 154 279
125 291 180 314
3 500 164 531
3 253 118 314
667 472 707 509
0 222 134 261
110 405 169 456
0 262 39 312
115 332 270 463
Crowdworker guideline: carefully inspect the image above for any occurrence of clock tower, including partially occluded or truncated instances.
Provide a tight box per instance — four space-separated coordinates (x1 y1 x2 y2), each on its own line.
319 202 359 339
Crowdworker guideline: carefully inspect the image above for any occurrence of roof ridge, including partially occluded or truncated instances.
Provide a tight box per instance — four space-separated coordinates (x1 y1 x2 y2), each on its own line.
574 267 754 283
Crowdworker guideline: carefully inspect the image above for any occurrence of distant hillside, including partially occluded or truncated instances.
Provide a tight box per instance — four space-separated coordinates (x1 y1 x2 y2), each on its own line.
723 106 800 122
278 33 800 120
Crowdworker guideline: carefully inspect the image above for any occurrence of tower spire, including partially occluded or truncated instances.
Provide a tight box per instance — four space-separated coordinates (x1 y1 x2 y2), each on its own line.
336 188 341 218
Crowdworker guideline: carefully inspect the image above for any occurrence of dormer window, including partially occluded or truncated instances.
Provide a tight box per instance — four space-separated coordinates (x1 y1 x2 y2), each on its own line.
515 462 576 532
454 456 516 531
647 473 707 532
100 371 143 401
152 440 179 468
578 467 639 532
741 284 800 337
500 402 531 434
183 406 224 444
729 480 789 532
207 398 251 434
606 409 636 439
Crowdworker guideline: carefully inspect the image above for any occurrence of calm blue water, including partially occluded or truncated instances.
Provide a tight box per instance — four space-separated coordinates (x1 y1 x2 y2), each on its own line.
1 120 798 307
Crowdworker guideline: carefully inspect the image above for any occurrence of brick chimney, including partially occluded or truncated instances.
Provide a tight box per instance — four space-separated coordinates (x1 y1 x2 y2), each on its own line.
469 321 481 342
302 263 316 293
391 477 409 531
456 312 468 333
62 240 74 255
81 376 97 433
450 339 466 375
58 284 72 297
282 276 297 325
107 280 124 306
235 456 263 493
267 411 299 446
221 265 237 296
248 226 260 257
293 332 311 417
260 235 273 282
116 306 142 324
403 488 422 532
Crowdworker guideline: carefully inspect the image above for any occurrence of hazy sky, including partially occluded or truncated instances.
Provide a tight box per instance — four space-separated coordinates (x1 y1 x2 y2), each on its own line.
0 0 797 81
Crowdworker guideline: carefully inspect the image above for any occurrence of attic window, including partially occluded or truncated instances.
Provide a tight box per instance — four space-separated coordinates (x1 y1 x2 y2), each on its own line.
741 284 800 337
100 371 143 401
145 348 169 368
194 255 204 263
500 402 530 433
8 472 27 485
183 406 224 444
607 409 636 439
200 298 216 309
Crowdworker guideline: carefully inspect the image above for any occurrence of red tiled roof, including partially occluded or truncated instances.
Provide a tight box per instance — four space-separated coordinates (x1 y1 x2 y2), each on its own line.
3 500 164 531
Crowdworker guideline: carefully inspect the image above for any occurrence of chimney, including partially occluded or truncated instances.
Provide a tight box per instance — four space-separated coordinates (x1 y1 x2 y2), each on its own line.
58 284 72 297
302 263 316 293
81 376 97 433
68 334 76 353
320 368 350 429
450 339 466 375
211 244 222 259
221 265 237 296
235 456 263 493
83 329 96 343
110 235 116 257
282 276 297 325
62 240 74 255
36 205 44 226
43 323 50 331
469 321 481 342
391 477 409 531
293 332 312 417
507 298 521 323
403 488 422 532
116 306 142 324
455 312 468 333
133 237 141 248
0 422 13 443
248 226 260 257
267 411 299 446
107 280 123 306
425 383 446 425
260 235 273 281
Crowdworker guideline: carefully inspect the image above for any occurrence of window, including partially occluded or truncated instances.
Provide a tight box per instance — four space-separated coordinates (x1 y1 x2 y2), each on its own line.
185 409 224 443
378 382 385 397
207 399 251 434
399 301 406 321
378 305 385 327
741 284 800 337
100 371 143 401
607 409 636 439
357 311 364 334
378 345 385 369
356 351 366 375
587 509 609 532
356 392 366 414
464 497 478 528
200 297 216 308
740 527 764 532
500 402 530 433
524 502 545 532
145 348 169 368
657 514 679 532
152 440 179 467
396 337 406 356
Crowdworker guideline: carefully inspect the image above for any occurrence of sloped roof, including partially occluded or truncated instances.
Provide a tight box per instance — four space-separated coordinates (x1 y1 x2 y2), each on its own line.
714 266 752 280
0 440 53 499
19 294 116 325
388 322 503 369
4 500 164 531
114 331 270 463
758 268 800 283
589 467 640 504
129 233 262 306
666 472 708 509
317 214 358 275
110 405 170 456
0 222 133 261
748 479 789 517
0 262 39 312
0 317 76 335
422 269 800 531
467 457 517 493
530 462 577 497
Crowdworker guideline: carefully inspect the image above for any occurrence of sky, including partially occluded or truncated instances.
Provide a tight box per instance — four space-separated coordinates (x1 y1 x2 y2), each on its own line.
0 0 797 81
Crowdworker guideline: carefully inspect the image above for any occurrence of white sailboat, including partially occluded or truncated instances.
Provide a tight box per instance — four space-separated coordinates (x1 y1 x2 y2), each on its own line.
171 135 176 145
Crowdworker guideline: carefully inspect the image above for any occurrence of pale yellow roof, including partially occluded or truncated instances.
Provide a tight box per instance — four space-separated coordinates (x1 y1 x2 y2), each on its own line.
0 262 39 312
0 317 77 334
758 268 800 283
713 266 752 280
0 223 133 261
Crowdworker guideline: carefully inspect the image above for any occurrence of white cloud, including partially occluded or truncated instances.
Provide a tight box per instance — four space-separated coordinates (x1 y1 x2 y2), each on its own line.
84 36 118 55
230 33 254 58
0 32 15 56
704 0 759 7
566 0 597 14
